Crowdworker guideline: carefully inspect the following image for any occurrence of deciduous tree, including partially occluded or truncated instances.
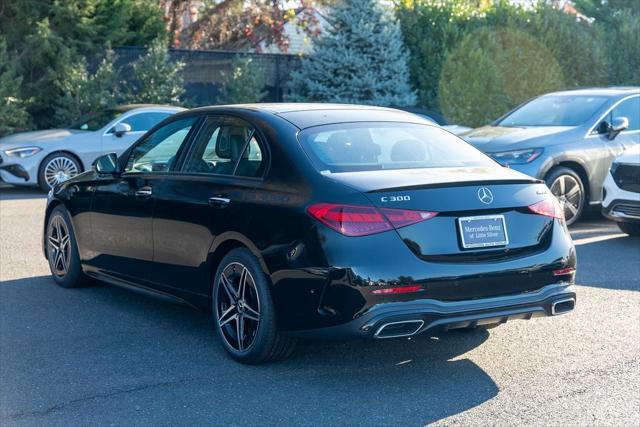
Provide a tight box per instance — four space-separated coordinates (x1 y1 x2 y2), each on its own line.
161 0 321 52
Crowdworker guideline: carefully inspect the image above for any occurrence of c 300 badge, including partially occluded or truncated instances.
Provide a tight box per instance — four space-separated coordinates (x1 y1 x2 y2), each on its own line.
380 195 411 202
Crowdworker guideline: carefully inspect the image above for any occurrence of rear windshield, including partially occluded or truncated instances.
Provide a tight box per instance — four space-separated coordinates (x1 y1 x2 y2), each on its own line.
298 122 494 173
497 95 609 127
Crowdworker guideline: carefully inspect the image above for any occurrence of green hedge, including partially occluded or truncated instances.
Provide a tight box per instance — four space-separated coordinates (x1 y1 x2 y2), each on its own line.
605 10 640 86
397 0 635 126
439 27 565 127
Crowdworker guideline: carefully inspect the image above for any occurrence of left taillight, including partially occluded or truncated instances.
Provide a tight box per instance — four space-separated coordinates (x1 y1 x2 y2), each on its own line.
307 203 437 237
528 197 564 220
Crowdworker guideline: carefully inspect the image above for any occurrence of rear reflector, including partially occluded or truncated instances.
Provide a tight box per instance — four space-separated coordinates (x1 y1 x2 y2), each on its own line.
528 197 564 219
371 285 423 294
553 267 576 276
307 203 437 236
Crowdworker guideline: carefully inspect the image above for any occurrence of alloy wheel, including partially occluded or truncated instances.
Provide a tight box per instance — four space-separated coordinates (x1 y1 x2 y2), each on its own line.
216 262 261 352
44 156 79 188
47 215 71 277
549 174 583 224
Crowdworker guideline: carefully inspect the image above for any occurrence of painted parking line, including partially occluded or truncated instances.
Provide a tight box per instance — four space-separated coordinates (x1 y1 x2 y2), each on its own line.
572 233 628 246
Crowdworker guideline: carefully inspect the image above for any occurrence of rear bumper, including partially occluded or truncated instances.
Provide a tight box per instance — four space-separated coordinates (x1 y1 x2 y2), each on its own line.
291 283 576 339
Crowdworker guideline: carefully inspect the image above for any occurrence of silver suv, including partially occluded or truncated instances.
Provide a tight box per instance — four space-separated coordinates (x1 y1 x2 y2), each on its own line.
462 87 640 224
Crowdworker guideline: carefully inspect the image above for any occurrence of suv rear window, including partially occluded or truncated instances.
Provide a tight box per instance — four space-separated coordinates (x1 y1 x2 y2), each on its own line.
298 122 494 173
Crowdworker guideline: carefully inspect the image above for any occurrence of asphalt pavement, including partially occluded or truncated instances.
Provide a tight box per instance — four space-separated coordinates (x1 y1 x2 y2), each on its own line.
1 185 639 426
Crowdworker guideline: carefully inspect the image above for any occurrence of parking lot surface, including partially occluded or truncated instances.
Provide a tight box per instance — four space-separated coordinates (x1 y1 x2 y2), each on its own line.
1 185 639 426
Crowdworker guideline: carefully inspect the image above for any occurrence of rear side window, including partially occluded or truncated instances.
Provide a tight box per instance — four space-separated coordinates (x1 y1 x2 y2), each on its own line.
182 116 265 178
298 122 494 173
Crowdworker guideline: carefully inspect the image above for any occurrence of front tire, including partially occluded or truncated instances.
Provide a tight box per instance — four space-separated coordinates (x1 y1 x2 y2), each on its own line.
212 248 296 364
545 167 586 226
46 206 90 288
617 221 640 236
38 152 81 191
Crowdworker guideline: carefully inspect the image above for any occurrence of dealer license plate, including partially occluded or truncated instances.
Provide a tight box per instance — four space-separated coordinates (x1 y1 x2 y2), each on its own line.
458 215 509 249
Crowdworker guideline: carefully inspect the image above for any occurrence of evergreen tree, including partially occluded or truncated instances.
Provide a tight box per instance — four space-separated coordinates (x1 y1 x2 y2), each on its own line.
220 56 267 104
128 40 186 105
54 51 124 126
439 27 565 127
288 0 416 106
0 40 31 137
0 0 166 129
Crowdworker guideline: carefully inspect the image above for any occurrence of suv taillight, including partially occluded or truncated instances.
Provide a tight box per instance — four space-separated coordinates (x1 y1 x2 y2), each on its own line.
307 203 437 236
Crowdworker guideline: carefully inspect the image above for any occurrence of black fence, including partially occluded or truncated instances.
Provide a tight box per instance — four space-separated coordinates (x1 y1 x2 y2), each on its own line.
113 46 301 106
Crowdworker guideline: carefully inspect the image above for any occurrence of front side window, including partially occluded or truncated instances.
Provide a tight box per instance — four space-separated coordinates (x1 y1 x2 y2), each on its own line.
183 116 265 177
498 95 609 127
125 117 197 173
109 112 172 133
299 122 494 173
610 96 640 131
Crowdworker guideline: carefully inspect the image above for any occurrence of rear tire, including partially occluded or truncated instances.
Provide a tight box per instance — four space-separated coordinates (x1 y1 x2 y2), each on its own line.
212 248 296 364
545 167 586 226
46 206 90 288
617 221 640 236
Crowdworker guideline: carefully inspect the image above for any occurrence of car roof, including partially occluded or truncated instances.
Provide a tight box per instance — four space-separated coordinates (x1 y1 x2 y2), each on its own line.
187 103 433 129
391 106 449 125
113 104 185 113
542 87 640 98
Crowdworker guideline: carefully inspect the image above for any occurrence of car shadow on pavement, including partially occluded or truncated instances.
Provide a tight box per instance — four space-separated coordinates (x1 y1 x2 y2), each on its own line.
575 233 640 292
1 275 498 426
0 185 46 200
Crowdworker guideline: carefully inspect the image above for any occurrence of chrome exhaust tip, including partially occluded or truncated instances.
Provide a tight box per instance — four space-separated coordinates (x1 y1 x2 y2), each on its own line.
374 320 424 339
551 298 575 315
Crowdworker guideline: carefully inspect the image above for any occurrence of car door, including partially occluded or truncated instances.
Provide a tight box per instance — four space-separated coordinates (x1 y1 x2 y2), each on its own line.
149 115 268 296
87 116 199 283
101 111 173 156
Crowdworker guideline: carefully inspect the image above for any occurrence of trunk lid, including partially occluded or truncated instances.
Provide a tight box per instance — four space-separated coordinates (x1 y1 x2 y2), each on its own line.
324 166 537 193
330 167 554 260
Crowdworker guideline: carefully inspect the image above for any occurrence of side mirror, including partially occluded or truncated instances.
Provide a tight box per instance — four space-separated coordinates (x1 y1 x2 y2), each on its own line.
608 116 629 140
93 153 120 175
114 122 132 138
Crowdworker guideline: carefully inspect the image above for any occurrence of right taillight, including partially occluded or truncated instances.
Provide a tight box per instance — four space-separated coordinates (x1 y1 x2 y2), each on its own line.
528 197 564 219
307 203 437 237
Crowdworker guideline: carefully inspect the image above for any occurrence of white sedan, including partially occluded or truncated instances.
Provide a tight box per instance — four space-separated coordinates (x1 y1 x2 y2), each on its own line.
602 145 640 236
0 104 184 190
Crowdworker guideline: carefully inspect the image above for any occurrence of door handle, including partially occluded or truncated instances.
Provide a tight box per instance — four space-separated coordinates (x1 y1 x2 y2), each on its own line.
208 196 231 208
135 186 153 199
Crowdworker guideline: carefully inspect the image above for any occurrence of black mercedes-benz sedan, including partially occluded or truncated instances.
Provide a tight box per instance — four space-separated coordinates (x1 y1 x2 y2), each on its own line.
43 104 577 364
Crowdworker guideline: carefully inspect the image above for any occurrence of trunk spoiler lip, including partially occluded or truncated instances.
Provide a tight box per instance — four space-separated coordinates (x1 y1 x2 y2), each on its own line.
366 178 543 194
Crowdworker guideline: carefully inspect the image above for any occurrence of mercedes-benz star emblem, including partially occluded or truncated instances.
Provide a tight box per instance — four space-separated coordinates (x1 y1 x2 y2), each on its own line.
477 187 494 204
